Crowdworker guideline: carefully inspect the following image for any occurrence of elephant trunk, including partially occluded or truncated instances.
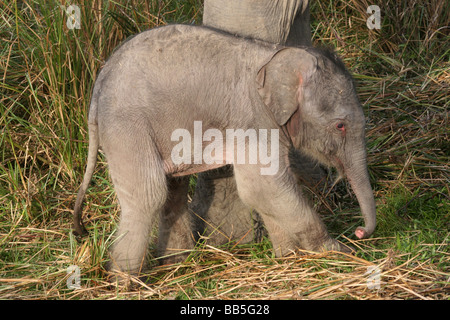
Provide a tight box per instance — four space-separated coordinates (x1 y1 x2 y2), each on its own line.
343 150 376 239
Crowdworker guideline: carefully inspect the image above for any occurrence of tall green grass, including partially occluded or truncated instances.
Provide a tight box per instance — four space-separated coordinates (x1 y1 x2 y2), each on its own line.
0 0 448 299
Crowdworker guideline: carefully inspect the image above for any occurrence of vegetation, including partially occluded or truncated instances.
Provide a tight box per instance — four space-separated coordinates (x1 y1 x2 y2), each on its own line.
0 0 448 299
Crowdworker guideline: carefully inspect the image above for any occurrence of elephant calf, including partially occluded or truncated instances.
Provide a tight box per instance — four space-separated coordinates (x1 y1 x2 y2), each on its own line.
73 25 376 275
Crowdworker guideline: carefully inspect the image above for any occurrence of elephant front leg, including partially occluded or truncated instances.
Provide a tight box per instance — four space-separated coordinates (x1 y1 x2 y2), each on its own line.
158 177 194 265
233 163 351 256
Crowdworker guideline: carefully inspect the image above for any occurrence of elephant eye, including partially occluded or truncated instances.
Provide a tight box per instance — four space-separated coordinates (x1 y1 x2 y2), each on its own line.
336 123 345 131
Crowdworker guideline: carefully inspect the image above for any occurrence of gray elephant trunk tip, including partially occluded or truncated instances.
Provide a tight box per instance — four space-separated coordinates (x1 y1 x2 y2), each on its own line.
355 226 373 239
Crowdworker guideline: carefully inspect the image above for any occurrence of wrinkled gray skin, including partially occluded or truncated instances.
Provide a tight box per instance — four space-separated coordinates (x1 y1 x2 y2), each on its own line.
73 25 376 274
203 0 311 46
193 0 321 246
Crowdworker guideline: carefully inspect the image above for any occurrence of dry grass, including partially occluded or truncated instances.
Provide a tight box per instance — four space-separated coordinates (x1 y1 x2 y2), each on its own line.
146 246 449 300
1 243 448 300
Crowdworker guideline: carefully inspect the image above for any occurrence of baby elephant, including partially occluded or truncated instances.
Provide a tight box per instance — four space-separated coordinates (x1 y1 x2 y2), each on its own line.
73 25 376 275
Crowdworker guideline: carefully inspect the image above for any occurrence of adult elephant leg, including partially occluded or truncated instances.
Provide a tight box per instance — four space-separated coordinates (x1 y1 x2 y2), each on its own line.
286 1 312 46
203 0 312 45
189 166 265 246
157 177 194 265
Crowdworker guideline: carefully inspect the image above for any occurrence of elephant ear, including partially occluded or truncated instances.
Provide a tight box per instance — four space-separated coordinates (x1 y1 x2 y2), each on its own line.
256 48 317 126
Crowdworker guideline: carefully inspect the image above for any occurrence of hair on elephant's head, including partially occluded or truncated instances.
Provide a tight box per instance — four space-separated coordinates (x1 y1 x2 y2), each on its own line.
256 47 376 240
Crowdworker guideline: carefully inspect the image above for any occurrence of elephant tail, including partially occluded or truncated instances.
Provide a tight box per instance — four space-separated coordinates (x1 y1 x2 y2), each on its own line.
73 119 99 239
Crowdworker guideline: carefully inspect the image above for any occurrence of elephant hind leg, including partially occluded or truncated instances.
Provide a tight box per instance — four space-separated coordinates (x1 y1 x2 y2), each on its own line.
157 176 194 265
103 133 168 275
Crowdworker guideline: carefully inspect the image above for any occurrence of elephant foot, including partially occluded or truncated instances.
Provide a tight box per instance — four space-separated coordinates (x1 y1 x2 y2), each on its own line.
320 238 354 254
293 228 354 255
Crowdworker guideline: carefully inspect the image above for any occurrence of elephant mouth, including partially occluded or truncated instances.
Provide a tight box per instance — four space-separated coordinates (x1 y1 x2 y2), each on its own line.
331 155 346 177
